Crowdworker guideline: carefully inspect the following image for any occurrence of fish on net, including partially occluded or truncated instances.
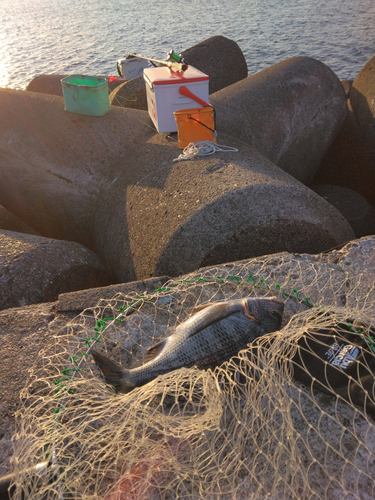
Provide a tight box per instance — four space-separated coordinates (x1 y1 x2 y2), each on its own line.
10 253 375 499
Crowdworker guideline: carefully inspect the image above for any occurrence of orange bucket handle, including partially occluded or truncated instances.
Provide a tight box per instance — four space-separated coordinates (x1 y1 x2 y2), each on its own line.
179 86 210 107
179 85 216 130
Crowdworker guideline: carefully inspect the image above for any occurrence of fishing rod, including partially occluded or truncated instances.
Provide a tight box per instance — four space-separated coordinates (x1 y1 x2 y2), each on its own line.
127 52 188 72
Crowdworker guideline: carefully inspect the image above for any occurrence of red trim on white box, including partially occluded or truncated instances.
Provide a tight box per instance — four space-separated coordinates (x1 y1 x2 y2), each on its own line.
144 66 209 86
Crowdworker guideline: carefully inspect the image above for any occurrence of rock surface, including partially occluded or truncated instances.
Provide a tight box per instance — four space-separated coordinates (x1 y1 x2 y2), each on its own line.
56 275 169 313
24 36 248 112
0 205 40 236
310 184 375 238
0 301 75 477
311 99 375 206
25 74 123 96
0 275 169 477
350 54 375 156
180 35 248 94
124 133 355 279
341 79 353 98
210 56 347 185
110 35 248 110
0 88 155 249
109 76 148 109
0 88 355 284
2 49 372 497
1 235 375 479
0 230 113 311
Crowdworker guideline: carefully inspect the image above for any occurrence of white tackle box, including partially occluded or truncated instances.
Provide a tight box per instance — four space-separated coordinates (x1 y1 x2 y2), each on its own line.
117 57 149 80
143 65 209 134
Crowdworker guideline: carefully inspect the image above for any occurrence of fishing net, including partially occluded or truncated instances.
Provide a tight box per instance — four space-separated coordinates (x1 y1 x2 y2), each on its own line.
10 248 375 499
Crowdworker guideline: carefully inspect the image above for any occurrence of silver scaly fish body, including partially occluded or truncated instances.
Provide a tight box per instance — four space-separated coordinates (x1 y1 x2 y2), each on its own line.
91 296 284 393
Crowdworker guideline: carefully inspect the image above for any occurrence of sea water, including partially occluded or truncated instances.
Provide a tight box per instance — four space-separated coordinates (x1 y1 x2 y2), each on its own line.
0 0 374 90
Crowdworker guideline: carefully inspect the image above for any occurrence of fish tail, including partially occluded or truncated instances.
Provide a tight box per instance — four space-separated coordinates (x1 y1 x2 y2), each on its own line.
91 350 135 393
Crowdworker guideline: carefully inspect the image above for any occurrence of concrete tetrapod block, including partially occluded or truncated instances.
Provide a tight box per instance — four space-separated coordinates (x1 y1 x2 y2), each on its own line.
350 54 375 156
341 79 353 99
0 89 355 284
0 229 113 310
1 237 375 484
25 74 123 96
26 36 247 107
311 100 375 206
0 88 156 248
180 35 248 94
109 76 148 110
0 276 165 479
119 133 355 279
0 204 40 236
310 185 375 238
110 35 248 110
0 301 77 478
210 56 347 185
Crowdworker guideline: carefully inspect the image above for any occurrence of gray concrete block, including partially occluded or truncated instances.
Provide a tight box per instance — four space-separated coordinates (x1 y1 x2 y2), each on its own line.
341 79 353 99
181 35 248 94
310 185 375 238
122 133 355 279
56 276 170 313
210 56 347 185
350 54 375 157
0 205 40 236
311 101 375 207
109 76 148 109
0 230 113 310
0 88 355 285
0 88 155 248
25 74 123 96
110 35 248 110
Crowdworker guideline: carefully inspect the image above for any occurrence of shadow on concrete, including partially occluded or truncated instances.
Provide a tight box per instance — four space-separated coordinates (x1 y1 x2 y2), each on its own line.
311 101 375 206
350 84 375 158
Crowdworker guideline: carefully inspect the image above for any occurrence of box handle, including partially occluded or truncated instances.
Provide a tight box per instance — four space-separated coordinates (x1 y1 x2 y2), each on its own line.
179 86 210 107
144 73 153 90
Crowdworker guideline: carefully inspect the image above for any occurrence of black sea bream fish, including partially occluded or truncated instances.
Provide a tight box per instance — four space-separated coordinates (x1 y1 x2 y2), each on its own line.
91 296 284 393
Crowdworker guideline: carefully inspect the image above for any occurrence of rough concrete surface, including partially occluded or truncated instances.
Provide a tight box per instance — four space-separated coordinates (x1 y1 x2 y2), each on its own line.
0 230 113 310
341 79 353 98
56 275 170 313
181 35 248 95
110 35 248 110
0 276 170 477
0 88 156 248
1 236 375 479
210 56 347 185
311 100 375 206
0 88 355 284
0 302 75 477
26 36 248 112
350 54 375 156
0 205 40 236
25 74 123 96
310 184 375 237
122 133 355 279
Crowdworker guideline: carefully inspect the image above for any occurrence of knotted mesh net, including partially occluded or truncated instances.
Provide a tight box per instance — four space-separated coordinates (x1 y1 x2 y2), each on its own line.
10 249 375 499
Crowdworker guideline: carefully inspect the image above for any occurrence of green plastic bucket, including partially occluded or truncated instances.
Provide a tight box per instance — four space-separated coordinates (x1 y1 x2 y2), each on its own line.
61 75 111 116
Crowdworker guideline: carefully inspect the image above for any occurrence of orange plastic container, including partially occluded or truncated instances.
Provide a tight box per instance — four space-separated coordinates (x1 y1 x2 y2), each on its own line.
174 106 215 149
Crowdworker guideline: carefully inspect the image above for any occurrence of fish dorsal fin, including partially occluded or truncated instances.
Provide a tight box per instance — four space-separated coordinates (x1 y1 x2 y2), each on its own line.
143 338 168 364
184 301 243 340
186 301 225 315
